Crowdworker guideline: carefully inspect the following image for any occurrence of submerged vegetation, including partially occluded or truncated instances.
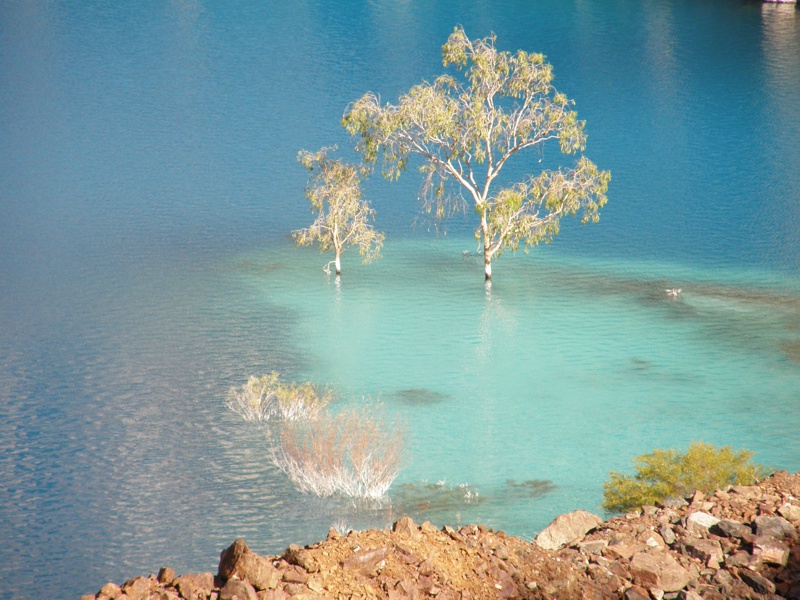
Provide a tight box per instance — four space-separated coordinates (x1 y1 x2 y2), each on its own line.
392 388 450 406
226 377 404 501
603 442 768 512
225 373 332 423
389 478 556 526
271 408 405 502
504 478 556 499
393 480 483 513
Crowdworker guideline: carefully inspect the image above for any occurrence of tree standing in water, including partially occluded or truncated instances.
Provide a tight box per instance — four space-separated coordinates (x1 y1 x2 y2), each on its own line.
343 26 610 282
294 147 384 276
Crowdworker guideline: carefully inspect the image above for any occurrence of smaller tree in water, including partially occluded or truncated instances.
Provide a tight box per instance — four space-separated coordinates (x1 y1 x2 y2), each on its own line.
343 26 611 282
294 147 384 276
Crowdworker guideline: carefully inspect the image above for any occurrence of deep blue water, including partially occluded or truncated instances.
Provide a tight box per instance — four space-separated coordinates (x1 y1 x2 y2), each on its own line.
1 1 799 598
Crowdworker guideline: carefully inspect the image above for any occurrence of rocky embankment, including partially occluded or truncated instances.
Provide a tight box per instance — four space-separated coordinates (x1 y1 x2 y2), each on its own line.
83 471 800 599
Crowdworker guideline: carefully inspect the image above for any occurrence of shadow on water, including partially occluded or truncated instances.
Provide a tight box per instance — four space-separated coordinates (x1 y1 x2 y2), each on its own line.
322 478 556 534
544 264 799 315
779 340 800 365
310 483 479 535
624 357 705 385
371 479 556 527
392 481 484 514
391 388 451 406
541 264 800 364
504 479 556 499
629 358 654 372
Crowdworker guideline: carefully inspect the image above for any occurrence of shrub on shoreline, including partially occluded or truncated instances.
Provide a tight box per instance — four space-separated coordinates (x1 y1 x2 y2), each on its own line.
603 441 768 512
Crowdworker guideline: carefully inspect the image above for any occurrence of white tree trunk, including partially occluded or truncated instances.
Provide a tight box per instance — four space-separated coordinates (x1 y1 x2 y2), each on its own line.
480 208 492 281
334 253 342 276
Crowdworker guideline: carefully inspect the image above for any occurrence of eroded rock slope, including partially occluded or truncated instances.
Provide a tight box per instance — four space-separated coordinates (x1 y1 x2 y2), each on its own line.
83 470 800 599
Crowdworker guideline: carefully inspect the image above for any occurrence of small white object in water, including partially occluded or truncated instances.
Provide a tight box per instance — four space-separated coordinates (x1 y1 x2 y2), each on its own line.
462 250 470 256
666 288 682 297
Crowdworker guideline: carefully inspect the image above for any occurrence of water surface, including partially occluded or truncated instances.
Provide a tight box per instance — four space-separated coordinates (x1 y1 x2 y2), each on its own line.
1 1 799 598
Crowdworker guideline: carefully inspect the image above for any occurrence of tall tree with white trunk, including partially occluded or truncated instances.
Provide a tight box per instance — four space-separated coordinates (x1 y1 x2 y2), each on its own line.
294 147 384 277
343 26 610 282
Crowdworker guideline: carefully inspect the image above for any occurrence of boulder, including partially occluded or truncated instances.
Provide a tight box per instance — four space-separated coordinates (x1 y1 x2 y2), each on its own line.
342 547 389 573
778 502 800 523
281 566 309 584
638 530 665 548
282 544 319 573
730 485 761 499
712 569 732 587
121 576 158 600
682 539 723 566
282 583 308 596
659 497 688 509
724 551 756 568
752 536 790 566
157 567 176 585
711 519 750 539
753 514 794 538
306 577 325 594
219 579 258 600
739 570 776 595
659 525 676 545
420 521 438 535
629 551 691 592
624 585 650 600
393 517 422 541
605 541 647 560
219 539 281 591
99 583 122 597
173 573 214 600
577 539 608 556
685 512 719 537
534 510 602 550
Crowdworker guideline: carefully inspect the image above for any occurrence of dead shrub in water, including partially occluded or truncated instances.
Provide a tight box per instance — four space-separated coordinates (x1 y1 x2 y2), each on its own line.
271 408 404 501
225 373 331 423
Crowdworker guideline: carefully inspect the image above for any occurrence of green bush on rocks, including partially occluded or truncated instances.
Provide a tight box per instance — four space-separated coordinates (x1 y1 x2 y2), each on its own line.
603 441 768 512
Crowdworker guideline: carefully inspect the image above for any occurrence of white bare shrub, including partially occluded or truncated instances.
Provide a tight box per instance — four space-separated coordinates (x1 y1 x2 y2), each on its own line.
225 373 331 423
275 379 331 421
271 408 404 501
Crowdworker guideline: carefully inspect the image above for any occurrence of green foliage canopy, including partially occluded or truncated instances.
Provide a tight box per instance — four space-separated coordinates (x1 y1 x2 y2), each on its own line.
602 442 769 512
343 26 610 280
294 147 384 275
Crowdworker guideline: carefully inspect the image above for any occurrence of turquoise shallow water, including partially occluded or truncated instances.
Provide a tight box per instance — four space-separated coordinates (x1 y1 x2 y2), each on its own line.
1 1 799 598
233 236 800 534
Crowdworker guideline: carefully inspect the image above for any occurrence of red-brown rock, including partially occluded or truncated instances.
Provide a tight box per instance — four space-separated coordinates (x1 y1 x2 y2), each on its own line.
173 572 214 600
534 510 602 550
342 546 389 574
219 579 258 600
629 551 690 592
219 539 281 591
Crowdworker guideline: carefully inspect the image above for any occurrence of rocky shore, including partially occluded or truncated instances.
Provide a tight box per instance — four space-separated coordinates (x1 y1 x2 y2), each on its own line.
83 470 800 599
